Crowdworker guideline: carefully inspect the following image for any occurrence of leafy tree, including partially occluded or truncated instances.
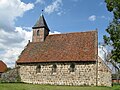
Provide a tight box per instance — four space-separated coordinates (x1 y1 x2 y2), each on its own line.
104 0 120 63
103 19 120 63
103 0 120 83
105 0 120 19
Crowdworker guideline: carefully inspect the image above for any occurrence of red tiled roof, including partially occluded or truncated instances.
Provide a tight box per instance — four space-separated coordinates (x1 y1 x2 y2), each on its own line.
17 30 98 63
0 60 7 73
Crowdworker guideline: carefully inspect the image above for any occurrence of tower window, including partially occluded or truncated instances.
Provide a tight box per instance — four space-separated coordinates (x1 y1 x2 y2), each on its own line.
36 64 41 73
69 63 75 72
52 64 57 73
37 30 40 36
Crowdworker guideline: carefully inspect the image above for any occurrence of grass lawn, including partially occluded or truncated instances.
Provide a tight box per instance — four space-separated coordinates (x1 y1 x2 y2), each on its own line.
0 83 120 90
112 85 120 90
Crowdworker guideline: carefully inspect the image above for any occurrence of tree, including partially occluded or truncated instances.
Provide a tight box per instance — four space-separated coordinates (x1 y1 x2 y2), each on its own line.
103 0 120 83
103 19 120 63
105 0 120 19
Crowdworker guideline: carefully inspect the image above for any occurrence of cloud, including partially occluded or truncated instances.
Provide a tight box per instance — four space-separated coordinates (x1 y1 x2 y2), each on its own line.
22 26 32 31
0 0 34 32
101 16 106 19
57 12 62 16
100 15 110 21
88 15 96 21
57 11 65 16
98 45 108 60
0 0 34 67
49 31 61 35
35 0 45 4
99 2 104 6
44 0 62 14
0 27 32 67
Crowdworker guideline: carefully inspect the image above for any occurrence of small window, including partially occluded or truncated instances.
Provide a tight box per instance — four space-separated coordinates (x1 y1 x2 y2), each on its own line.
37 30 40 36
52 64 57 73
36 65 41 73
69 63 75 72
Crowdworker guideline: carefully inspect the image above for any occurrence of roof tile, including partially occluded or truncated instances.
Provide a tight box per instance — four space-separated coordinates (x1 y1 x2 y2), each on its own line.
17 30 98 63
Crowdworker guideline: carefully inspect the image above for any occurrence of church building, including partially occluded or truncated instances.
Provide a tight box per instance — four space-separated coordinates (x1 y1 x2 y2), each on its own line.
16 14 112 86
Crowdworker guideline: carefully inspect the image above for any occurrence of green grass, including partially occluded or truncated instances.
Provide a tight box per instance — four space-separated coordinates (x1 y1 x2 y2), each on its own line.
112 84 120 90
0 83 119 90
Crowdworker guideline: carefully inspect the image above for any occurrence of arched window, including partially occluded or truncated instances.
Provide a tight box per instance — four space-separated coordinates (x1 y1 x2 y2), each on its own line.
69 63 75 72
37 30 40 36
52 64 57 73
36 64 41 73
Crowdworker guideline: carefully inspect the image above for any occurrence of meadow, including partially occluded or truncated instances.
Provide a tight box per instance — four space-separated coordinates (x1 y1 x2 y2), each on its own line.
0 83 120 90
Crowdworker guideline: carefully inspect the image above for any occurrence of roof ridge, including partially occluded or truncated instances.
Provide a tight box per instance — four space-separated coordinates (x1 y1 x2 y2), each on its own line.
49 30 97 36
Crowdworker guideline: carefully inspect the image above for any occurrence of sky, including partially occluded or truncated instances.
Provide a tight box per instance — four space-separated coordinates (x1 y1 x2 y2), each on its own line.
0 0 114 68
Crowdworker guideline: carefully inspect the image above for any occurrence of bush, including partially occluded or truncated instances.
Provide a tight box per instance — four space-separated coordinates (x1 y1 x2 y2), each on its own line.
0 68 21 83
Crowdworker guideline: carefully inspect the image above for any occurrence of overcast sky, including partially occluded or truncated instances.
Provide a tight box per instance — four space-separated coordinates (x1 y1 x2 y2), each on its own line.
0 0 113 67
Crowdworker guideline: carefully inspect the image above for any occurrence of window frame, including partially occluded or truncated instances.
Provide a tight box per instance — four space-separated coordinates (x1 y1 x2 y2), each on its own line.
52 64 57 73
36 64 41 73
37 30 40 36
69 63 75 72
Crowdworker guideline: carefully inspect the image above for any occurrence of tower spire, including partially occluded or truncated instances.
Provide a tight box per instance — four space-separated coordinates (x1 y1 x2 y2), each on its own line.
32 13 50 42
32 14 49 31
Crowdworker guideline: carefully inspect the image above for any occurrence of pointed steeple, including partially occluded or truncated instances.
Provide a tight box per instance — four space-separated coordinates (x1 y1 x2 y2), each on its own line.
32 14 49 31
32 14 50 42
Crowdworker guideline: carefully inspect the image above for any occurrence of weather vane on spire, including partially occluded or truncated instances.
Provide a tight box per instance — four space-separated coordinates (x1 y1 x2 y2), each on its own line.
41 9 44 15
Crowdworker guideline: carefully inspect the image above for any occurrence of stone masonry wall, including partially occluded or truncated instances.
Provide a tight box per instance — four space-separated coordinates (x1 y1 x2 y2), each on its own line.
17 59 112 86
97 57 112 86
18 62 97 86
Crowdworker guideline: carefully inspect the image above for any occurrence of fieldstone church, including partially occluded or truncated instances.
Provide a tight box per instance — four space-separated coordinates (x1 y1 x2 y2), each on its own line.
16 14 111 86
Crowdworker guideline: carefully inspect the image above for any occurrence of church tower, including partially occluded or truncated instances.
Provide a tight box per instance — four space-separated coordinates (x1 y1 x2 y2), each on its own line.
32 14 50 42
